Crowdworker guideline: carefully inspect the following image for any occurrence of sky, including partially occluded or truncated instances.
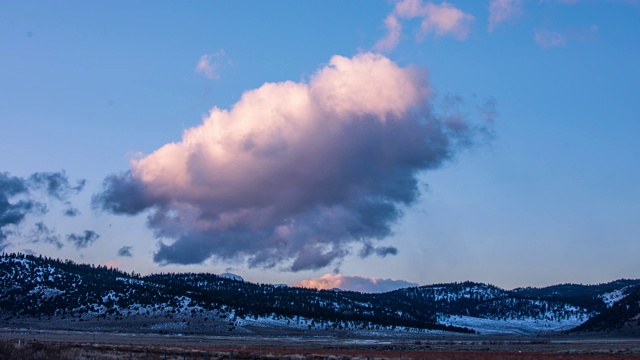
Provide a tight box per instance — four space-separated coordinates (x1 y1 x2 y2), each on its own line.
1 0 639 292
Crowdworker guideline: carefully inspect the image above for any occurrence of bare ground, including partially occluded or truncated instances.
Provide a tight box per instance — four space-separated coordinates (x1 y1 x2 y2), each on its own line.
1 326 640 360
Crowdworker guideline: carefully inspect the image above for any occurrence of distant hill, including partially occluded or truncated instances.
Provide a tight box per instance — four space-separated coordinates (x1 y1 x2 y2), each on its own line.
571 284 640 335
1 252 638 335
512 280 640 312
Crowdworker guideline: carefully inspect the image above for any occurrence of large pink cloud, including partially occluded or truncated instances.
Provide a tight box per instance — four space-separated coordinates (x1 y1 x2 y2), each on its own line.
293 274 418 293
94 53 489 271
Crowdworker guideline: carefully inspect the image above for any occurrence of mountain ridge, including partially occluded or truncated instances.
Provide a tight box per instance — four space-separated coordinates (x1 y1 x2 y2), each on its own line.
1 252 638 336
571 284 640 335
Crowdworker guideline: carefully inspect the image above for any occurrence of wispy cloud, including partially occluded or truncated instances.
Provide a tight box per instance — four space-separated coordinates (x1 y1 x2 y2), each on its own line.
375 14 403 53
195 50 228 80
534 24 599 48
0 173 34 250
28 171 85 200
566 24 599 42
67 230 100 250
375 0 474 52
418 1 474 40
534 29 567 48
94 53 491 271
293 274 418 293
488 0 523 32
117 246 133 257
29 222 63 249
63 205 80 217
0 171 84 250
105 260 121 269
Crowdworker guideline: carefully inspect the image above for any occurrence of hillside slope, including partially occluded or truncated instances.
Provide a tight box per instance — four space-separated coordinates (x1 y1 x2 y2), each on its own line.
571 285 640 335
1 253 638 335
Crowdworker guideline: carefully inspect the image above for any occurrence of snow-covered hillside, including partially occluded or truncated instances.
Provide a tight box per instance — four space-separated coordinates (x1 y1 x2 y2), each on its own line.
1 253 638 335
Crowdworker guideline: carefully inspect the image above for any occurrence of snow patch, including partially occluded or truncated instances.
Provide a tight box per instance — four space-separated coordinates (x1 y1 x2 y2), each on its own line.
116 277 146 286
599 288 629 308
29 286 65 298
150 322 187 330
438 314 585 335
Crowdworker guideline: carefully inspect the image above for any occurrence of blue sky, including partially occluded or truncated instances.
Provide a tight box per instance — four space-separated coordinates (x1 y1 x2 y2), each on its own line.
1 1 639 292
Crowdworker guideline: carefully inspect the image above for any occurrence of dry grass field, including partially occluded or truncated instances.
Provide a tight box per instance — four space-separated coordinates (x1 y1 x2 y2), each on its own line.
1 327 640 360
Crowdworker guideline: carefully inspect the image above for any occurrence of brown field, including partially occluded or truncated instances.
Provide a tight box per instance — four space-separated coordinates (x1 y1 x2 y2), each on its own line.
1 327 640 360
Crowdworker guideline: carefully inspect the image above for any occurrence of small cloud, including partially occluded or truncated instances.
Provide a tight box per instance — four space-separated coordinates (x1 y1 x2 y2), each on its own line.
29 222 63 249
117 246 133 257
0 172 32 250
359 243 398 258
534 29 566 48
63 206 80 217
478 96 499 124
105 260 120 269
28 171 85 200
0 171 79 250
293 274 418 293
374 14 403 53
538 0 579 4
566 24 599 42
534 24 599 49
66 230 100 250
195 50 228 80
488 0 523 32
418 1 474 40
375 0 474 52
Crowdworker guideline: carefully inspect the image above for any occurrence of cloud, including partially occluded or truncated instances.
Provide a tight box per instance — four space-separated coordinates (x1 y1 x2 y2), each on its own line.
195 50 228 80
293 274 418 293
566 24 599 42
488 0 523 32
359 243 398 258
534 29 567 48
478 96 499 124
63 206 80 217
29 222 63 249
0 171 82 250
117 245 133 257
375 0 474 52
0 172 32 250
105 260 120 269
94 53 491 271
534 25 598 49
28 171 85 200
66 230 100 250
375 15 403 52
21 248 36 256
418 1 474 40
